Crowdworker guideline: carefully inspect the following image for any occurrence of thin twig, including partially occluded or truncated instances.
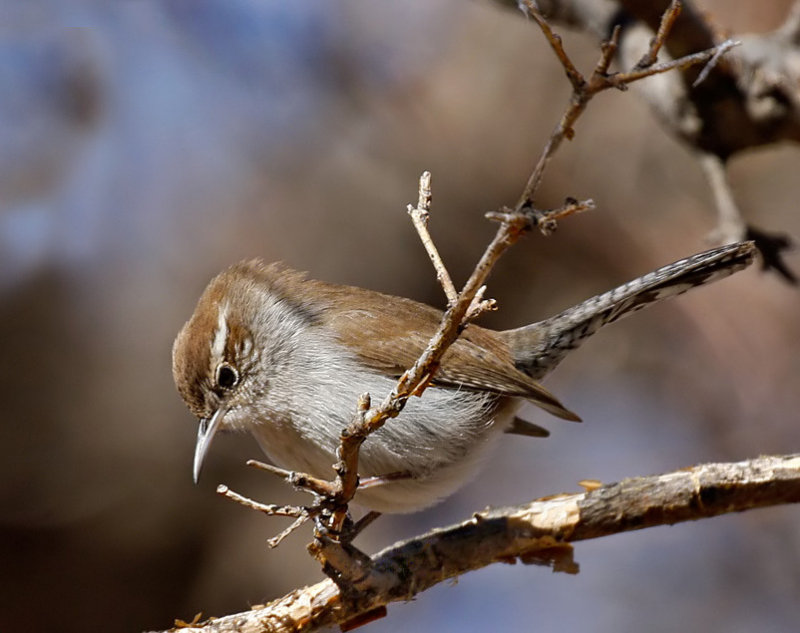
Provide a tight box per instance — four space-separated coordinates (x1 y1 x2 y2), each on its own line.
247 460 336 497
237 193 593 553
692 39 739 87
615 39 739 87
303 1 726 561
521 0 584 90
326 393 372 536
515 1 738 209
305 191 575 551
593 25 621 79
350 511 382 537
267 514 310 549
635 0 683 70
246 459 293 479
465 285 497 320
216 485 309 519
407 172 458 304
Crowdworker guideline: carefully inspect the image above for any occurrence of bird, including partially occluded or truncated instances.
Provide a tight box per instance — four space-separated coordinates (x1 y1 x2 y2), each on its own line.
172 240 755 513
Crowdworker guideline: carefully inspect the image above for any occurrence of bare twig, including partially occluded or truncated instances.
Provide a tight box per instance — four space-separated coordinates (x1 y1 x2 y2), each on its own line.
407 172 458 305
485 197 594 233
499 0 800 281
516 0 735 209
465 284 497 320
522 2 585 90
498 0 800 149
267 515 310 549
691 39 738 87
613 38 738 87
516 1 598 205
634 0 682 69
157 454 800 633
216 485 309 520
246 460 337 498
408 172 499 318
326 393 373 536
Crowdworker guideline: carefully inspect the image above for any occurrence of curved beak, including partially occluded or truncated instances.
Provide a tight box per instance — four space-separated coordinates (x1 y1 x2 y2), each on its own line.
193 406 226 484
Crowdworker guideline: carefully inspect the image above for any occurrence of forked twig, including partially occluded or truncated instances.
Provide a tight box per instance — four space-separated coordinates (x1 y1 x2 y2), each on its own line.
516 0 737 209
635 0 683 70
408 172 498 318
612 39 739 87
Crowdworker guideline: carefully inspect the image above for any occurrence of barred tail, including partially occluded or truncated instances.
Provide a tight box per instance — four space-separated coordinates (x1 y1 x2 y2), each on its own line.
501 241 757 380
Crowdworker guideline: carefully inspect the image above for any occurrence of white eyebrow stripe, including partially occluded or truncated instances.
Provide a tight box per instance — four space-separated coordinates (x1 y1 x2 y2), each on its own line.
211 303 229 366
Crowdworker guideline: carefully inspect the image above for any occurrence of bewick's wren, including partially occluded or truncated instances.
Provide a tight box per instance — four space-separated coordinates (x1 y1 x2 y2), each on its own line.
172 241 755 513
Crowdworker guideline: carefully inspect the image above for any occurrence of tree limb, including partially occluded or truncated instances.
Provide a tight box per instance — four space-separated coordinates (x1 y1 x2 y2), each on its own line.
157 454 800 633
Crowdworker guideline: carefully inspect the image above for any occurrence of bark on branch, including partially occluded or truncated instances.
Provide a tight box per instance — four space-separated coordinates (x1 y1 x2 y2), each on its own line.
157 454 800 633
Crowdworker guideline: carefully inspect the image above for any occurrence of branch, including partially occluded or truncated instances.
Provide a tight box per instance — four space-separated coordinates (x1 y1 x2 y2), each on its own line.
157 454 800 633
515 0 733 208
506 0 800 153
495 0 800 278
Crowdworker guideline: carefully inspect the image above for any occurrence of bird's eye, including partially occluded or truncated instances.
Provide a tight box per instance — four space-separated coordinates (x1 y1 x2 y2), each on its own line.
215 363 239 390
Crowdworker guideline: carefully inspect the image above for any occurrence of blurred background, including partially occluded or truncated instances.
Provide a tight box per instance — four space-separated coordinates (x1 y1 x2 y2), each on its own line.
1 1 798 632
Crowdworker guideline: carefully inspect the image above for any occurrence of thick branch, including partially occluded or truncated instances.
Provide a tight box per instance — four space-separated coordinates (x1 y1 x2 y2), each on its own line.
156 454 800 633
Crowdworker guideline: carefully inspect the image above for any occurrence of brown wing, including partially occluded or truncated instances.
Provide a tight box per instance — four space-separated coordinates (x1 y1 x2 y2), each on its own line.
307 281 580 422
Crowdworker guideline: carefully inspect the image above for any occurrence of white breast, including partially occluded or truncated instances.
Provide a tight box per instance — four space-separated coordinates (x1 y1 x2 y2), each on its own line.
241 326 520 513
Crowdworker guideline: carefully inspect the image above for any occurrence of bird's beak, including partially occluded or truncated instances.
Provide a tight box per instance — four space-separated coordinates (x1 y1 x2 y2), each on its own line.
193 406 226 484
